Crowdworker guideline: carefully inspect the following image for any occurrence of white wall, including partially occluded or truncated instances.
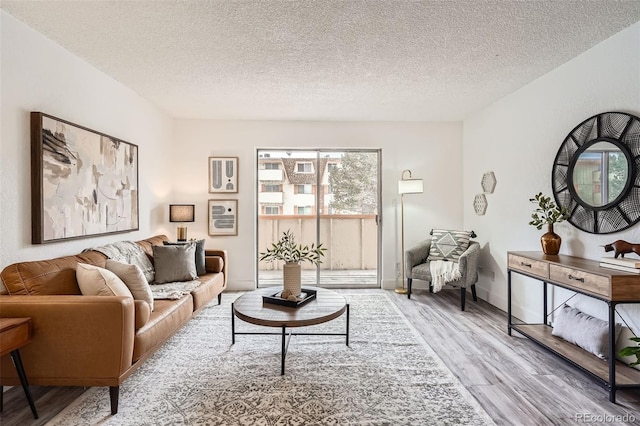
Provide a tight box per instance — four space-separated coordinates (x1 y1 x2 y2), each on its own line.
0 11 174 273
463 22 640 335
172 120 463 290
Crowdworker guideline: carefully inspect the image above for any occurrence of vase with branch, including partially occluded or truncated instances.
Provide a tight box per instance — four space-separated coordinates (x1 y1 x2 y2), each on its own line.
259 229 326 297
529 192 569 255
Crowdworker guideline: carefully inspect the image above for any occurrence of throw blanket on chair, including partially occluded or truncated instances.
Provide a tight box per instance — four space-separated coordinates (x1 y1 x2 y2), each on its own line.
430 260 462 293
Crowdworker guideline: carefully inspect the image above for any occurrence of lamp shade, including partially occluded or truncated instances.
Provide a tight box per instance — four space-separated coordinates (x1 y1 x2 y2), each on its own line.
398 179 424 195
169 204 195 222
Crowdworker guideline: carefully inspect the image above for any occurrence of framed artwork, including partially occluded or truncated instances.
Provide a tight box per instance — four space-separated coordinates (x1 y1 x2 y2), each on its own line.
31 112 139 244
208 199 238 236
209 156 238 193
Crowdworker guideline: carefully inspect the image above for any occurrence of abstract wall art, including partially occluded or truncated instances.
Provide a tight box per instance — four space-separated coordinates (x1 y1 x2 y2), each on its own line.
209 157 238 193
208 199 237 236
31 112 139 244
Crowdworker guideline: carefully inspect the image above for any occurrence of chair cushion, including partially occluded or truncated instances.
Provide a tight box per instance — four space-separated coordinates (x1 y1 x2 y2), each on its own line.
429 229 473 261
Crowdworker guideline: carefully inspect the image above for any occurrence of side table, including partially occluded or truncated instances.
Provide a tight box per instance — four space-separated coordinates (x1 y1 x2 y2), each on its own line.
0 317 38 419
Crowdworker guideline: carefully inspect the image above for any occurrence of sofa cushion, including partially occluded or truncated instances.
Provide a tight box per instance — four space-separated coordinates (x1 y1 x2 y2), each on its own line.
429 229 473 261
133 296 194 361
106 260 154 311
191 272 225 312
136 235 169 261
76 263 133 298
134 300 151 330
1 251 106 295
152 243 198 284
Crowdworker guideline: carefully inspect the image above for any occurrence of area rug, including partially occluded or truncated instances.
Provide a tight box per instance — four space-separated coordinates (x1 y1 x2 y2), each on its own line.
48 292 494 425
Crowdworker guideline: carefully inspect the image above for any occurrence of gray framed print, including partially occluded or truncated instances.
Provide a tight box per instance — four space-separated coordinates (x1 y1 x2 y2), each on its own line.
31 112 139 244
208 199 238 236
209 157 238 193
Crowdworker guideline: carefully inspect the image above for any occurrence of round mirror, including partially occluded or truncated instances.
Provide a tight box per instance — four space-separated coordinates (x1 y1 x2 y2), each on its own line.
569 140 629 208
552 112 640 234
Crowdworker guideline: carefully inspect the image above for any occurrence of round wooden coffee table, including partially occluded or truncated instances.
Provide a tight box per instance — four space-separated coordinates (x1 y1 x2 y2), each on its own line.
231 286 349 374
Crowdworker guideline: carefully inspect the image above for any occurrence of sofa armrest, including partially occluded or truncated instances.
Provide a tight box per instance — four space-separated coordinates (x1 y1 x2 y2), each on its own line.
134 299 150 330
205 249 227 287
458 242 480 287
405 239 431 272
0 294 135 387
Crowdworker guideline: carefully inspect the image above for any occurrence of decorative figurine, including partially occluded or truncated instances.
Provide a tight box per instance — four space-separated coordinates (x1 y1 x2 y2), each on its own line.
603 240 640 258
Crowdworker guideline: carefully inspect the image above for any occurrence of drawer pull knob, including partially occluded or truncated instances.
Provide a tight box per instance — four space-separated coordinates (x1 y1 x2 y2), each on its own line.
520 262 532 268
568 274 585 283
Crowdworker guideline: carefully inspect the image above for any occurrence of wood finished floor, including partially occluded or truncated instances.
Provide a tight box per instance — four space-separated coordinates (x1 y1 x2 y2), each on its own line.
2 289 640 425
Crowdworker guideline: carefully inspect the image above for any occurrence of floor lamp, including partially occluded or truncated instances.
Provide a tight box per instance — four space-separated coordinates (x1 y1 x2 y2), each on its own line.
396 170 424 294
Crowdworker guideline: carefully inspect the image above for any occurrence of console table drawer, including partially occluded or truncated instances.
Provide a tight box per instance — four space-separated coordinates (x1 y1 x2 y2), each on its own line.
549 265 610 297
508 254 549 279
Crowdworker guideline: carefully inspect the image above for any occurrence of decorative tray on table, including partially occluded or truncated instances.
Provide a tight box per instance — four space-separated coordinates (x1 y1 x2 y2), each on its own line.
263 288 317 308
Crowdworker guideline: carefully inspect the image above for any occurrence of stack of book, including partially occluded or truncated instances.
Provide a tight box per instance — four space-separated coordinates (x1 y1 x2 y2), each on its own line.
600 256 640 274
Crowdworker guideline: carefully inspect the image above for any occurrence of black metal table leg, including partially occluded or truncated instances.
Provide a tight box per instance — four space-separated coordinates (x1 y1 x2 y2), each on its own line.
609 301 617 403
281 326 286 375
543 281 548 325
346 304 350 346
507 270 512 335
10 349 38 419
231 303 235 345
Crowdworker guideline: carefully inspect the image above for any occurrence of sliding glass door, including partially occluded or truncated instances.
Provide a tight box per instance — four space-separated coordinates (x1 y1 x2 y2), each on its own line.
257 149 381 288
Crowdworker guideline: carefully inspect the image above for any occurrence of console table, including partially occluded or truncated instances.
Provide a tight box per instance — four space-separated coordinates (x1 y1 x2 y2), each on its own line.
507 251 640 403
0 317 38 418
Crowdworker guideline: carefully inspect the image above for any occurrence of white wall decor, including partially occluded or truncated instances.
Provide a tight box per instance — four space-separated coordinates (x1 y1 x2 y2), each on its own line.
481 171 497 194
474 194 488 216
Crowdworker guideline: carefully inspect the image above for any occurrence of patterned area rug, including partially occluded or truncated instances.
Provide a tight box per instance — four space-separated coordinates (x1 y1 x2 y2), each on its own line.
48 292 494 425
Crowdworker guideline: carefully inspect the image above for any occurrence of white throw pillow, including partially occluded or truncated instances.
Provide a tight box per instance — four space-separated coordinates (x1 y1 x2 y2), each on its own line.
105 259 154 311
76 263 133 298
428 229 473 261
552 304 621 359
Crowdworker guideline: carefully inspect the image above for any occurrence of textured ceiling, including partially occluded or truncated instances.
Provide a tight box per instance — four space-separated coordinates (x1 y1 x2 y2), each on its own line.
2 1 640 121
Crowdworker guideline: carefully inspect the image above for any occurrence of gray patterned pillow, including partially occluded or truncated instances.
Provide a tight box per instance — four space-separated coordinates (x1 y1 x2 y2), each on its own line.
428 229 472 261
152 242 198 284
552 304 621 359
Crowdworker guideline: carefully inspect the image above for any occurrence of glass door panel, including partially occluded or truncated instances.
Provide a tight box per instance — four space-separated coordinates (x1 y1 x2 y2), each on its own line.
257 149 380 288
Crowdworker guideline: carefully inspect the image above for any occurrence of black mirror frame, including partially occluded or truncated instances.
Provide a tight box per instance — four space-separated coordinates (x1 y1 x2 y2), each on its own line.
552 111 640 234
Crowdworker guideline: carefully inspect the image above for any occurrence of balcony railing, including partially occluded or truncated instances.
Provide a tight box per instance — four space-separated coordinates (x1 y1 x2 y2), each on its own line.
258 215 377 271
258 192 284 204
258 169 284 181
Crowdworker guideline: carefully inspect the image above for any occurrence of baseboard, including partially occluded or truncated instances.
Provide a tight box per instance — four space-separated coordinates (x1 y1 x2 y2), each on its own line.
225 280 256 291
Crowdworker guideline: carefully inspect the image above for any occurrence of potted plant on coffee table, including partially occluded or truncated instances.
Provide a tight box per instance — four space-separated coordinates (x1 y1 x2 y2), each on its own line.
259 229 326 297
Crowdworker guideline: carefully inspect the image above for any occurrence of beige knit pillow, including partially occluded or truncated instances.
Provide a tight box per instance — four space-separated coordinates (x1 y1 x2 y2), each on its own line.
106 259 154 311
76 263 133 298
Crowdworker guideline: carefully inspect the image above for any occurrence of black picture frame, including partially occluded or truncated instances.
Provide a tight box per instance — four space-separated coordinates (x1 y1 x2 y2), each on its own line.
31 112 139 244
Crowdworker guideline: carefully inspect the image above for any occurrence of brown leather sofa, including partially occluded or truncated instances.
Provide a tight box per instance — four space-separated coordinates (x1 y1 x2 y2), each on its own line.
0 235 227 414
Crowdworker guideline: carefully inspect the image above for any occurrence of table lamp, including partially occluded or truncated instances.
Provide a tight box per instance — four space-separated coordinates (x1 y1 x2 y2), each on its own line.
169 204 195 242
